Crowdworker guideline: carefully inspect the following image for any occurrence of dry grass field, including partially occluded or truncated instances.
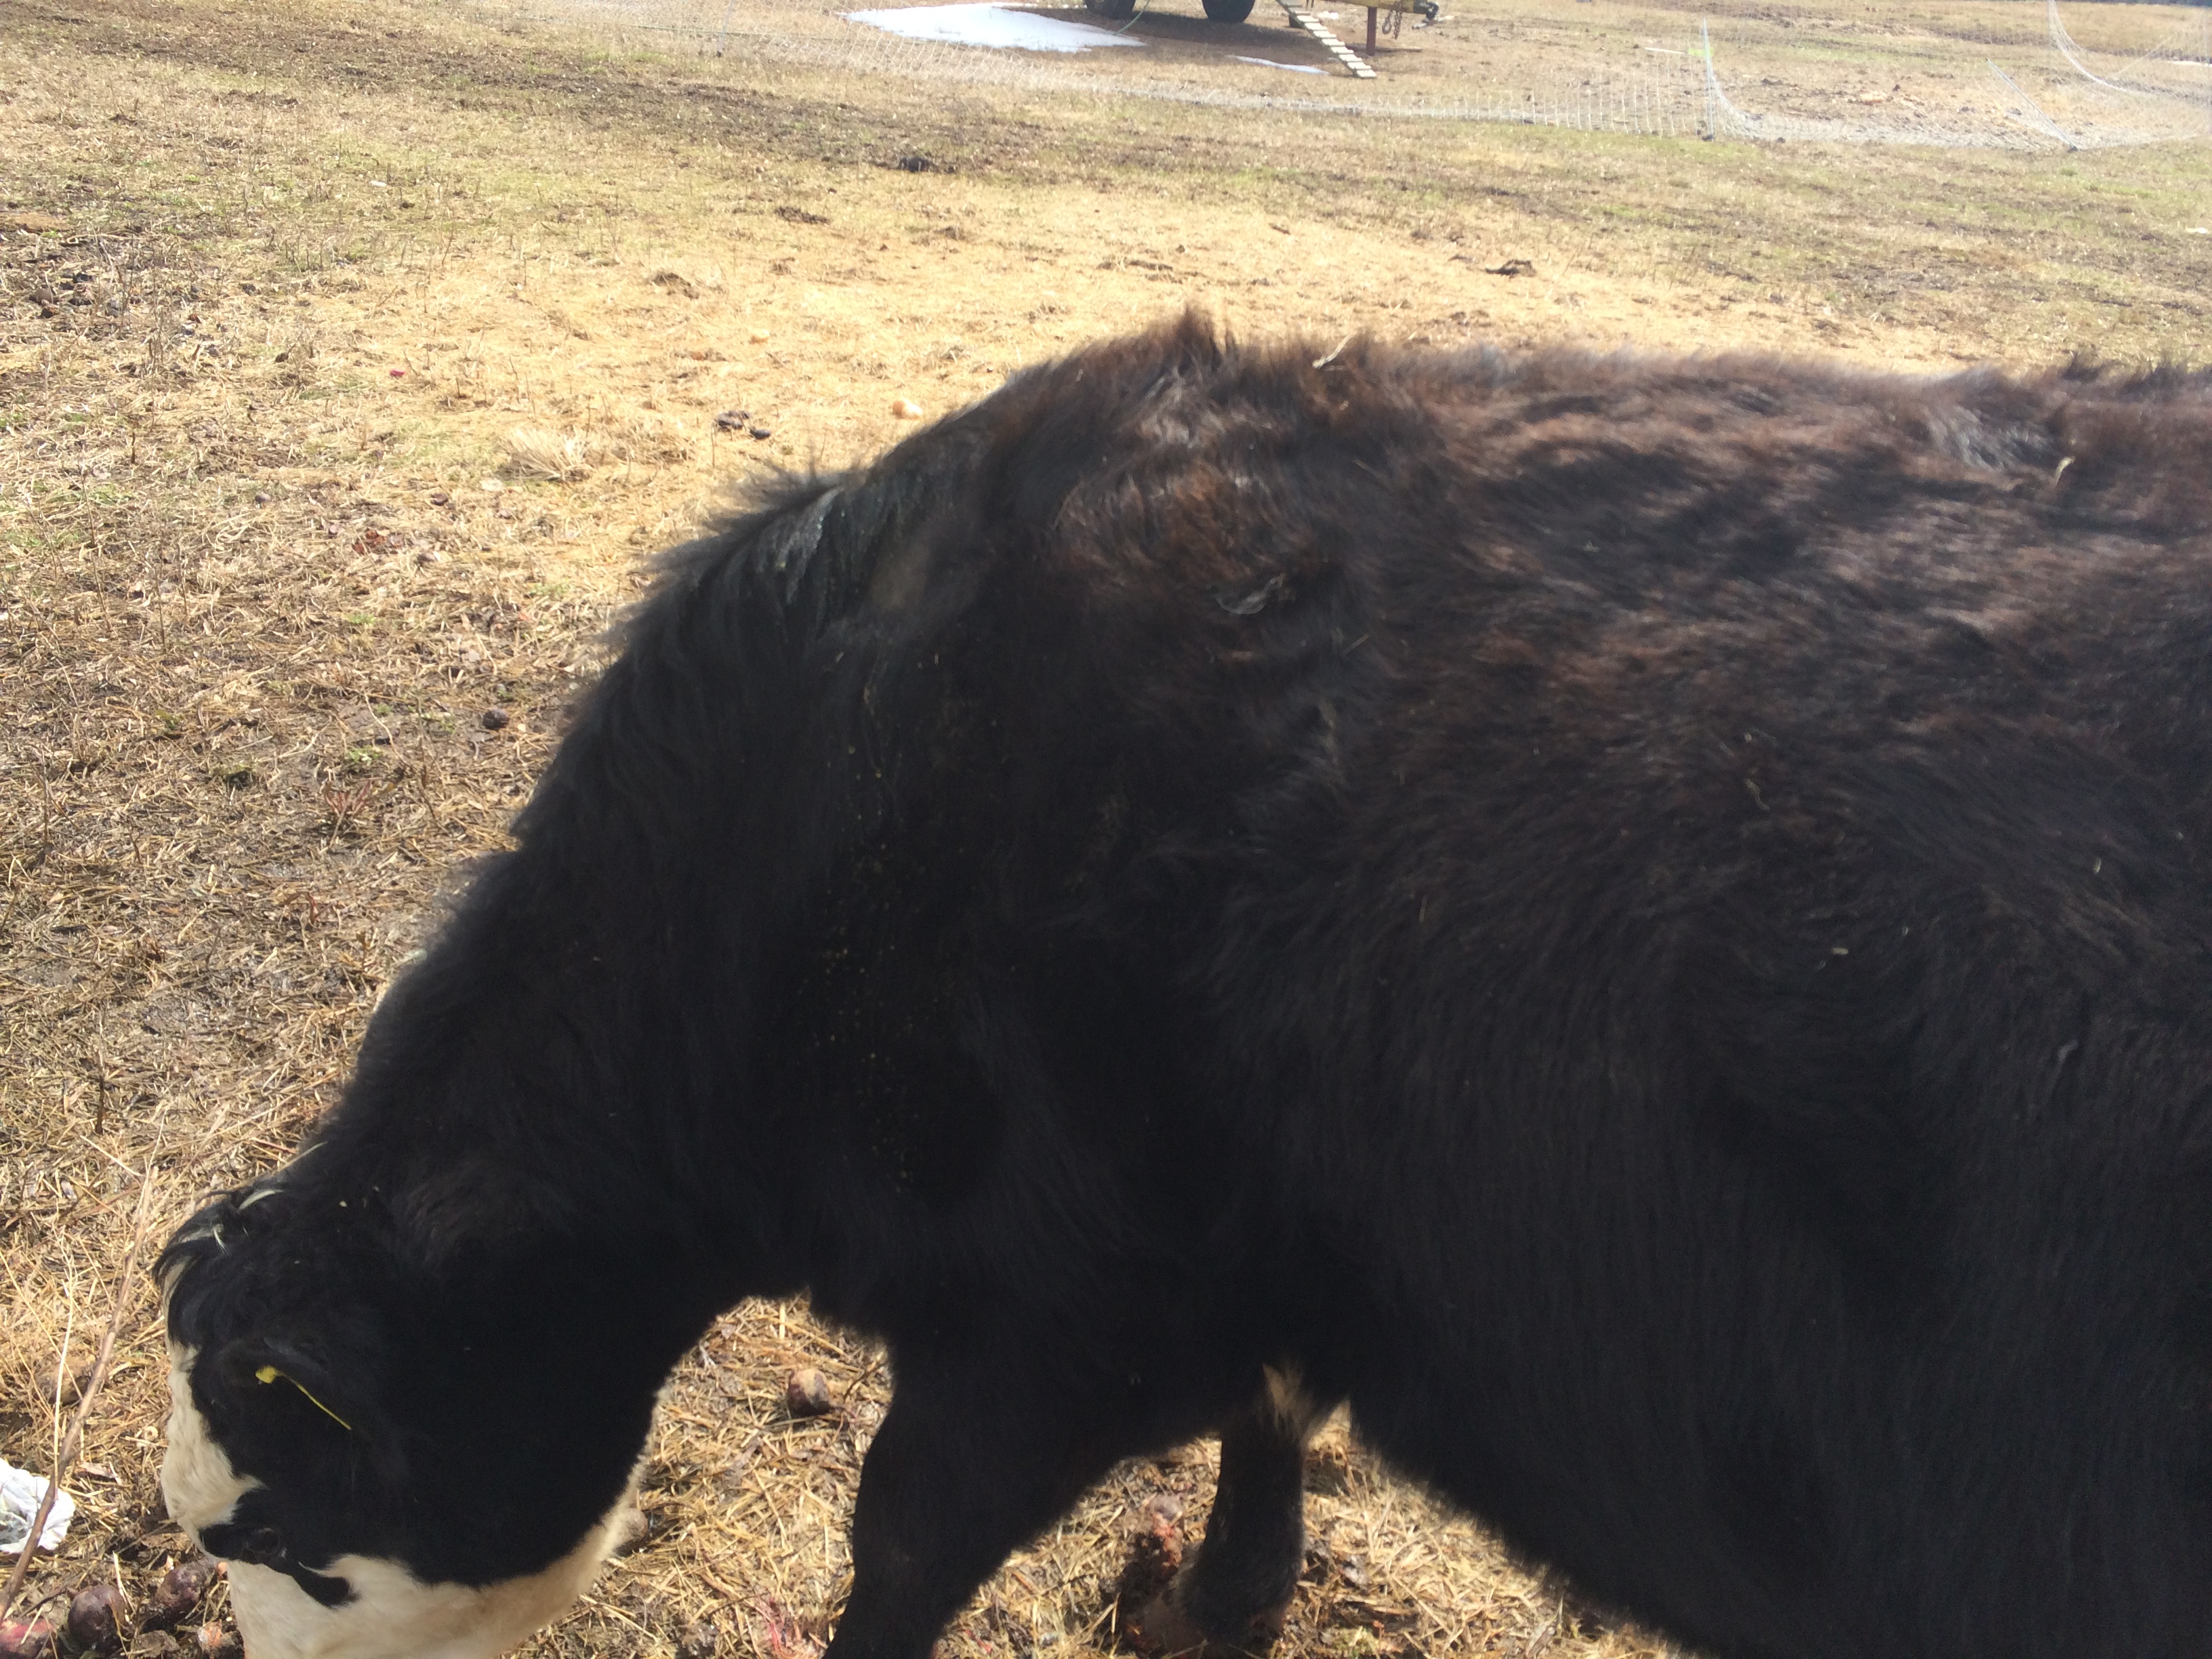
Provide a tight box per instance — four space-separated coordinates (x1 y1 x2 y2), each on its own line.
0 0 2207 1652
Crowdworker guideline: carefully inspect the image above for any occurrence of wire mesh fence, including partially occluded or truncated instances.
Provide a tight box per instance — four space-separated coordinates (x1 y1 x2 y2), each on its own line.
1694 1 2210 146
434 0 2212 149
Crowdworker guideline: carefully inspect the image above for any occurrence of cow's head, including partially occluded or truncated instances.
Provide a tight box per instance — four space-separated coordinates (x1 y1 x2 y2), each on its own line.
158 1172 708 1659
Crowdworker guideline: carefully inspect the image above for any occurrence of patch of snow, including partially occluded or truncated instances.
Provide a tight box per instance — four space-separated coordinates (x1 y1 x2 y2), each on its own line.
846 3 1145 50
1233 54 1327 72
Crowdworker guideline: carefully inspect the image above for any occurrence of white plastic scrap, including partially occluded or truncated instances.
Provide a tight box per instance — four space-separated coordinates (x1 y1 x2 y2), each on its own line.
0 1458 75 1555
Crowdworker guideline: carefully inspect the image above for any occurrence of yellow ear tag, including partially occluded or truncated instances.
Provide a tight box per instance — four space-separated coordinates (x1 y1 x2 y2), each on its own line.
254 1364 354 1432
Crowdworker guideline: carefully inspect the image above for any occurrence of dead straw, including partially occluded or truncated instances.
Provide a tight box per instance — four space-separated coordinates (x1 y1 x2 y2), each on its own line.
0 1170 160 1625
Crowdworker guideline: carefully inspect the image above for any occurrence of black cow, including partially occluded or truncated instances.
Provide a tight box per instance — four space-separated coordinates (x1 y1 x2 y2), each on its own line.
160 316 2212 1659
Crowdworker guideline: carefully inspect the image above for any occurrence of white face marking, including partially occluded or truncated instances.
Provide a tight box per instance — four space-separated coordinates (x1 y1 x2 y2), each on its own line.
163 1343 260 1533
224 1518 630 1659
161 1345 633 1659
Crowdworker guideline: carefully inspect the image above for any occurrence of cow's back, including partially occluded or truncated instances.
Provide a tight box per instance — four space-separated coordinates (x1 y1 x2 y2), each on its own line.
888 332 2212 1658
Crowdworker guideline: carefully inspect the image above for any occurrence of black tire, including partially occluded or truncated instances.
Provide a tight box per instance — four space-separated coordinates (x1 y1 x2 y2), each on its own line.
1202 0 1256 20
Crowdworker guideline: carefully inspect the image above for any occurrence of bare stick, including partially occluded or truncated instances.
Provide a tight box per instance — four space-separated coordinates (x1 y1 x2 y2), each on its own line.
0 1168 160 1623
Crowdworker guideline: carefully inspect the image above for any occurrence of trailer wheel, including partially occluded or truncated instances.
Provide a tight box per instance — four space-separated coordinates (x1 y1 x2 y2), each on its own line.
1202 0 1256 18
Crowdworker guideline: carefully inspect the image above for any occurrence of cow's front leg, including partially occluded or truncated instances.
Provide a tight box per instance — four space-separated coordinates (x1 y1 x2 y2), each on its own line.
1128 1370 1334 1656
826 1356 1125 1659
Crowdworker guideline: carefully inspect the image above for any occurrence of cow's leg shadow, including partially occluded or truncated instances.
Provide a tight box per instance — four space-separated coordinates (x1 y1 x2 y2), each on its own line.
1127 1371 1334 1658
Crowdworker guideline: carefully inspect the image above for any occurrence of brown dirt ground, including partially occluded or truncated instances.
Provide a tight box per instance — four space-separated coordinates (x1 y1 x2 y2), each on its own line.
0 0 2206 1654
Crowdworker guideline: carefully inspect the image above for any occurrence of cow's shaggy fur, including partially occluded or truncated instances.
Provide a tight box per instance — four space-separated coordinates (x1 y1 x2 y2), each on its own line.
163 317 2212 1659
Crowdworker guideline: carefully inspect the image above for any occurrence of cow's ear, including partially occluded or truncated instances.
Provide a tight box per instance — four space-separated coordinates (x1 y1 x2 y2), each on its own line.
214 1337 384 1454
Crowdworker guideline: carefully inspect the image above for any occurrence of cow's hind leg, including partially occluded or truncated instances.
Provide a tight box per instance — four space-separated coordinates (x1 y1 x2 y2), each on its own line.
1129 1370 1333 1657
826 1355 1130 1659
